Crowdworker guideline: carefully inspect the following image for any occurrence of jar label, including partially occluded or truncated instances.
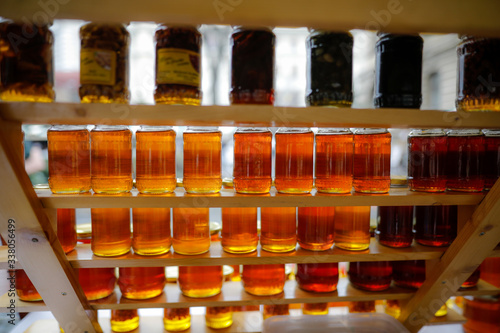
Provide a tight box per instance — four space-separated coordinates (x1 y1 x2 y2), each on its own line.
157 48 200 87
80 49 116 85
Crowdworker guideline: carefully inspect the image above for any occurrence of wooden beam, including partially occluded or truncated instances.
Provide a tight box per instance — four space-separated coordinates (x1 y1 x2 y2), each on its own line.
2 102 500 129
34 188 485 209
0 119 101 333
0 0 499 37
399 180 500 332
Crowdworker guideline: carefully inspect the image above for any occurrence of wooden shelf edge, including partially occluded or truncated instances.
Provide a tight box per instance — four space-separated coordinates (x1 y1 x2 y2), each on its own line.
35 188 484 209
2 102 500 129
64 239 444 268
427 308 466 326
454 280 500 297
0 292 47 313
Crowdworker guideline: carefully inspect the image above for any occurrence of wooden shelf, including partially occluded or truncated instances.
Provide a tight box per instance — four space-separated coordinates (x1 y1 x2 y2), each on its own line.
2 102 500 129
427 308 466 326
35 188 484 209
89 279 415 310
455 280 500 297
1 0 500 37
67 239 445 268
0 293 47 313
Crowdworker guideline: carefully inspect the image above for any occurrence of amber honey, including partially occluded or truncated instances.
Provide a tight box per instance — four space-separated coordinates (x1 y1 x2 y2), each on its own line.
415 205 457 247
334 206 371 251
164 308 191 331
172 208 210 255
56 208 77 254
178 266 223 298
183 127 222 193
154 25 201 105
385 300 401 318
136 126 176 193
91 208 131 257
480 258 500 288
77 268 116 300
118 267 166 299
233 128 272 194
296 263 339 293
303 303 328 315
47 126 91 194
376 206 414 248
90 126 132 193
297 207 335 251
206 307 233 329
348 261 392 291
353 129 391 193
221 207 258 254
15 270 42 301
242 264 285 296
110 310 139 332
260 207 297 253
462 267 480 288
315 128 353 193
463 296 500 333
0 21 54 102
483 129 500 190
132 208 171 255
263 304 290 319
392 260 425 289
275 128 314 193
349 301 376 313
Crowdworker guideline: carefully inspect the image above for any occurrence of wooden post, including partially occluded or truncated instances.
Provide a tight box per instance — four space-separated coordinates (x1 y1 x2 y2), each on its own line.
399 180 500 332
0 119 101 333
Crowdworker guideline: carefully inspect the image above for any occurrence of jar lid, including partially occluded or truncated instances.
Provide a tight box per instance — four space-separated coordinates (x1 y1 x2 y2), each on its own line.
166 266 179 283
77 223 92 239
390 177 408 187
210 221 222 235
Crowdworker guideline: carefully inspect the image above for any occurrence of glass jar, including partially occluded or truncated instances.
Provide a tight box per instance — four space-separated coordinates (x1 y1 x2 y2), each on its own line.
136 126 176 193
76 267 116 301
296 262 339 292
205 307 233 329
275 127 314 193
221 207 258 254
57 208 77 254
392 260 426 289
241 264 285 296
463 296 500 332
79 23 130 103
233 127 272 194
164 308 191 331
348 261 392 291
374 33 423 108
154 24 201 105
230 26 275 105
446 129 485 192
334 206 371 251
47 125 91 194
172 208 210 255
132 208 171 255
353 128 391 193
0 20 54 102
91 208 131 256
118 267 166 299
483 129 500 190
376 206 414 248
90 125 132 194
315 128 353 193
408 129 447 192
110 310 139 332
457 36 500 112
183 126 222 194
414 205 457 247
306 30 353 107
297 207 335 251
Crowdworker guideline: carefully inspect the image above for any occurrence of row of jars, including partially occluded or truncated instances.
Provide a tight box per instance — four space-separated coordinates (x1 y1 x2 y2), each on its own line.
1 21 499 111
16 256 500 304
56 205 457 259
48 125 500 197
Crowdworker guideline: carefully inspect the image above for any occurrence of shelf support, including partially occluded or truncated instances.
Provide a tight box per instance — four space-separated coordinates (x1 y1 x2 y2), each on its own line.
0 119 101 333
399 180 500 332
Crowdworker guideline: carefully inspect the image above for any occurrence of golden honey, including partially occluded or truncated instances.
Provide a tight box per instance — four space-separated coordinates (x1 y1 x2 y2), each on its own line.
242 264 285 296
110 310 139 332
297 207 335 251
136 126 176 193
205 307 233 329
57 208 77 254
77 268 116 301
118 267 166 299
260 207 297 253
303 303 328 315
15 270 42 301
132 208 171 255
164 308 191 331
178 266 223 298
334 206 371 251
221 207 258 254
91 208 131 257
172 208 210 255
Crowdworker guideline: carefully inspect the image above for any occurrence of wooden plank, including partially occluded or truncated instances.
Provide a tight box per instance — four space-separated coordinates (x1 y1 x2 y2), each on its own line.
0 119 101 332
36 188 484 209
2 102 500 129
399 180 500 332
0 292 48 313
454 280 500 297
427 308 466 326
1 0 500 36
89 279 415 310
65 239 444 268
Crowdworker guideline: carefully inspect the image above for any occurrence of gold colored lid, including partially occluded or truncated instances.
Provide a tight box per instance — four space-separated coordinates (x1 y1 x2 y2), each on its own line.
166 266 179 283
210 221 222 235
176 178 183 188
390 176 408 187
222 178 234 189
76 223 92 239
223 265 234 278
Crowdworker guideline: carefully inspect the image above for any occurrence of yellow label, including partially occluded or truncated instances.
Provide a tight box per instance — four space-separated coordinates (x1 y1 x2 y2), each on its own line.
157 48 200 87
80 49 116 85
